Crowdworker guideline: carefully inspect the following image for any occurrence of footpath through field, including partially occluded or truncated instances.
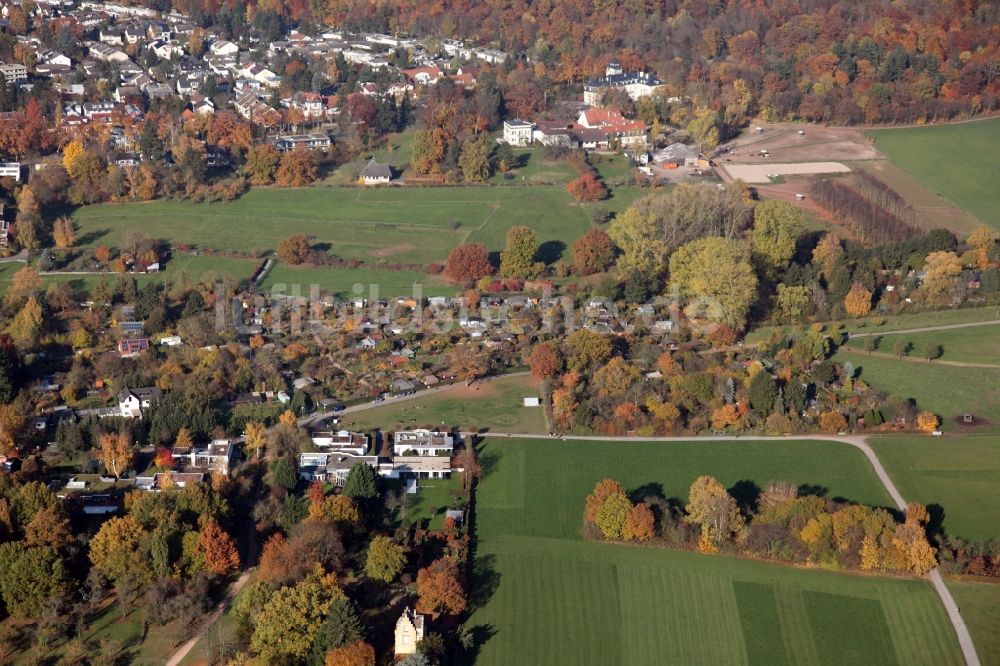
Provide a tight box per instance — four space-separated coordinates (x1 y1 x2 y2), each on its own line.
473 432 981 666
165 568 253 666
838 346 1000 369
846 320 1000 338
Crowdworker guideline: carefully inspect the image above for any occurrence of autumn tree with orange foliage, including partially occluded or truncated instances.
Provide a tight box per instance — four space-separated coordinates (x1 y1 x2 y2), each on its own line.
584 479 625 523
277 234 311 264
443 243 493 285
566 173 607 202
416 557 466 617
324 640 375 666
711 404 740 430
916 411 940 433
571 229 615 275
843 282 873 317
98 432 133 479
527 342 561 379
818 411 848 433
623 503 655 542
197 520 240 576
276 149 319 187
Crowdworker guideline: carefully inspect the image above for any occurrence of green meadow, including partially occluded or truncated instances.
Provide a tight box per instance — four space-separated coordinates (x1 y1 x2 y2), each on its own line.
868 118 1000 230
868 435 1000 542
466 437 961 665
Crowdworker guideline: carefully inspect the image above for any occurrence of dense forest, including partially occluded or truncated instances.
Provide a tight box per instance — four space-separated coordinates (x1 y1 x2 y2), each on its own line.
158 0 1000 124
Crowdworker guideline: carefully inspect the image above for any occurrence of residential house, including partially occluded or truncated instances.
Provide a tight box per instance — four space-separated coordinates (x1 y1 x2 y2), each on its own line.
118 386 161 418
503 119 533 147
273 132 330 152
0 63 27 84
135 471 205 491
583 59 663 105
310 430 369 455
173 439 236 475
532 120 576 148
209 39 238 56
392 429 454 457
394 607 426 657
298 451 379 484
281 91 325 119
379 456 454 480
88 43 130 63
0 162 20 181
577 108 648 148
118 337 150 356
359 157 391 185
400 64 441 86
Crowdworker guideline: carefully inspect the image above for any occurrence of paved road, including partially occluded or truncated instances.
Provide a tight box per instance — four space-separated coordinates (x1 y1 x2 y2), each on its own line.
473 432 981 666
165 568 253 666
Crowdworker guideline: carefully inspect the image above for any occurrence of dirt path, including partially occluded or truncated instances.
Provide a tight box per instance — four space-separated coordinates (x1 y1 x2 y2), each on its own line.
847 319 1000 338
839 346 1000 369
164 569 253 666
472 431 981 666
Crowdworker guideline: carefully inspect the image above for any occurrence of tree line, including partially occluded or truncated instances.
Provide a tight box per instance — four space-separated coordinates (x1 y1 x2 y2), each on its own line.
583 476 938 576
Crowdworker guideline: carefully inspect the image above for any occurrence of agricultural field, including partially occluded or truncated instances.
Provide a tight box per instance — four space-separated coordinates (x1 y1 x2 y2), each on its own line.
853 159 982 236
946 581 1000 666
867 118 1000 231
868 435 1000 543
466 437 962 665
834 350 1000 427
343 374 547 435
844 323 1000 365
70 186 592 266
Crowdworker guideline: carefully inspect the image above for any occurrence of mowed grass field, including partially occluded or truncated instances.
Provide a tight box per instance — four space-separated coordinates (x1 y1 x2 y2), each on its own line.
70 186 592 266
747 305 1000 343
467 438 962 665
845 323 1000 365
834 350 1000 427
868 118 1000 230
344 374 547 434
868 435 1000 542
946 581 1000 666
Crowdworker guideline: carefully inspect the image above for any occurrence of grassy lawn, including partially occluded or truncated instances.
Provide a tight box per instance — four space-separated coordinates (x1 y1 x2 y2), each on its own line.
947 581 1000 666
488 148 578 185
9 602 185 665
845 324 1000 365
260 261 451 299
868 435 1000 542
466 437 961 665
322 130 418 186
867 118 1000 231
834 350 1000 426
71 186 592 267
343 374 547 434
386 473 465 530
748 306 1000 343
0 253 260 296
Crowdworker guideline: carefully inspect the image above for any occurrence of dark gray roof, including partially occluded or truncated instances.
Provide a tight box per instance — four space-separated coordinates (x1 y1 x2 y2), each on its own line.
585 70 662 89
361 158 391 180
